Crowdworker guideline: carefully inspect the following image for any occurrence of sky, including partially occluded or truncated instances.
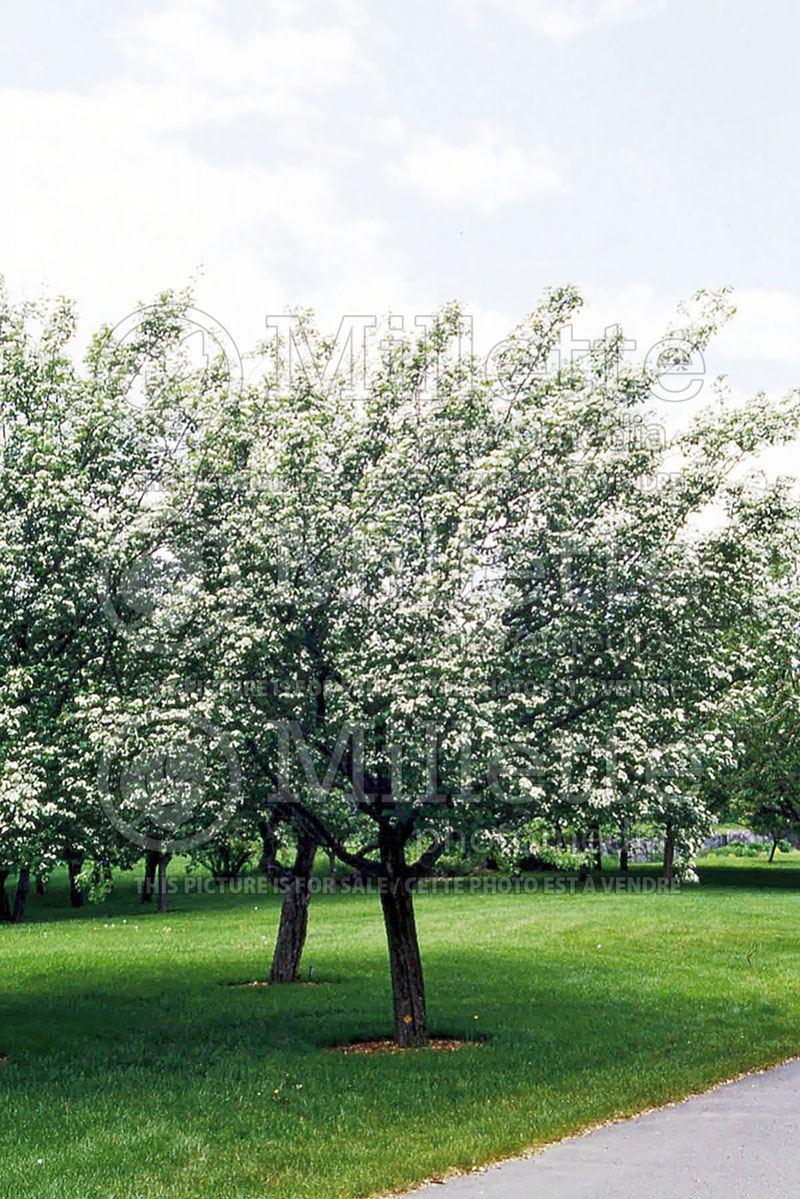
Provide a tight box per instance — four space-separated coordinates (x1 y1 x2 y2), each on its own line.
1 0 799 433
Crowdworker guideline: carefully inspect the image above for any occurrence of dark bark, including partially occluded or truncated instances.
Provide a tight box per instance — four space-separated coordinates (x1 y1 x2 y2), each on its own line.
662 821 675 884
619 823 629 873
328 849 337 893
67 858 85 908
379 824 428 1048
156 853 171 913
576 830 589 881
12 867 30 923
141 850 159 903
769 836 778 863
258 817 282 880
35 876 46 896
0 870 10 921
204 841 253 884
269 833 318 983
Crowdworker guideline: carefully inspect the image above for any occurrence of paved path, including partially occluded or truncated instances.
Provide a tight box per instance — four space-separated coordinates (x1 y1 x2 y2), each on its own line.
400 1058 800 1198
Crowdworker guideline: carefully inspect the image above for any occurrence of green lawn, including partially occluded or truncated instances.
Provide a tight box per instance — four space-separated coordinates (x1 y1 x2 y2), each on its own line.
2 862 799 1199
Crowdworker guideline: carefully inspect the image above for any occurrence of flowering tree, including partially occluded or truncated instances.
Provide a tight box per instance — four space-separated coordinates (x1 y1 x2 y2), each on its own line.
701 506 800 853
3 283 798 1051
487 291 800 882
0 290 131 919
178 289 800 1043
0 288 239 918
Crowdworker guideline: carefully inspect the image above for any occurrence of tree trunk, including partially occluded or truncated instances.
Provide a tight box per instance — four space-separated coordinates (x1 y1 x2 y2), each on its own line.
619 823 629 873
576 830 589 881
769 836 778 863
258 816 282 880
662 821 675 884
67 858 85 908
12 867 30 923
35 876 46 895
269 833 318 983
328 849 337 893
156 853 171 913
592 824 602 872
141 850 159 903
0 870 11 921
379 825 428 1048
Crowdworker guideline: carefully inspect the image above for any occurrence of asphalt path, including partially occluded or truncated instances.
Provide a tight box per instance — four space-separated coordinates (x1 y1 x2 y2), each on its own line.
396 1057 800 1198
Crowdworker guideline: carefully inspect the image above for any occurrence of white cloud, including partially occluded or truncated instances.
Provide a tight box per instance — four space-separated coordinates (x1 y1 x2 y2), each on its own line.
454 0 667 38
0 0 416 349
2 0 797 422
117 0 370 122
714 290 800 368
388 124 562 215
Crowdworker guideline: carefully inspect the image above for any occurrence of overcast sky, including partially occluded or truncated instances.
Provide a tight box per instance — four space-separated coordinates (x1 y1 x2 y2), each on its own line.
2 0 799 424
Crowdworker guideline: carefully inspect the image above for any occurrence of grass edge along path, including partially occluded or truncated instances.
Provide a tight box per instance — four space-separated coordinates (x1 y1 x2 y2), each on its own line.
380 1050 800 1197
1 862 800 1199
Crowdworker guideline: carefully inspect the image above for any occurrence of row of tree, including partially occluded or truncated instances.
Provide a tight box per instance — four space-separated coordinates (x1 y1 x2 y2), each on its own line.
1 283 798 1044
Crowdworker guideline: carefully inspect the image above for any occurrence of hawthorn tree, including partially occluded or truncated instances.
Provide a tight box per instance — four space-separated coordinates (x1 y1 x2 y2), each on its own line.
0 289 136 919
180 288 800 1044
0 286 243 918
702 511 800 855
4 283 798 1051
486 293 800 883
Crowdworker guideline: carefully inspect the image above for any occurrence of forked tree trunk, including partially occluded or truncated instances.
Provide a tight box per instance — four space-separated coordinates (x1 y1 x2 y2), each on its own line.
0 870 11 921
12 867 30 923
141 850 159 903
379 825 428 1048
269 833 318 983
258 816 282 880
67 858 85 908
662 821 675 884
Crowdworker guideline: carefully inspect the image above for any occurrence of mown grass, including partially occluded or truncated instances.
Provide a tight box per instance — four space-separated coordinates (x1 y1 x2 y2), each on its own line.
1 861 799 1199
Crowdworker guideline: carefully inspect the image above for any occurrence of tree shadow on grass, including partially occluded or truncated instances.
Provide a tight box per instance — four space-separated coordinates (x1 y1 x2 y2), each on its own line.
3 876 800 1199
